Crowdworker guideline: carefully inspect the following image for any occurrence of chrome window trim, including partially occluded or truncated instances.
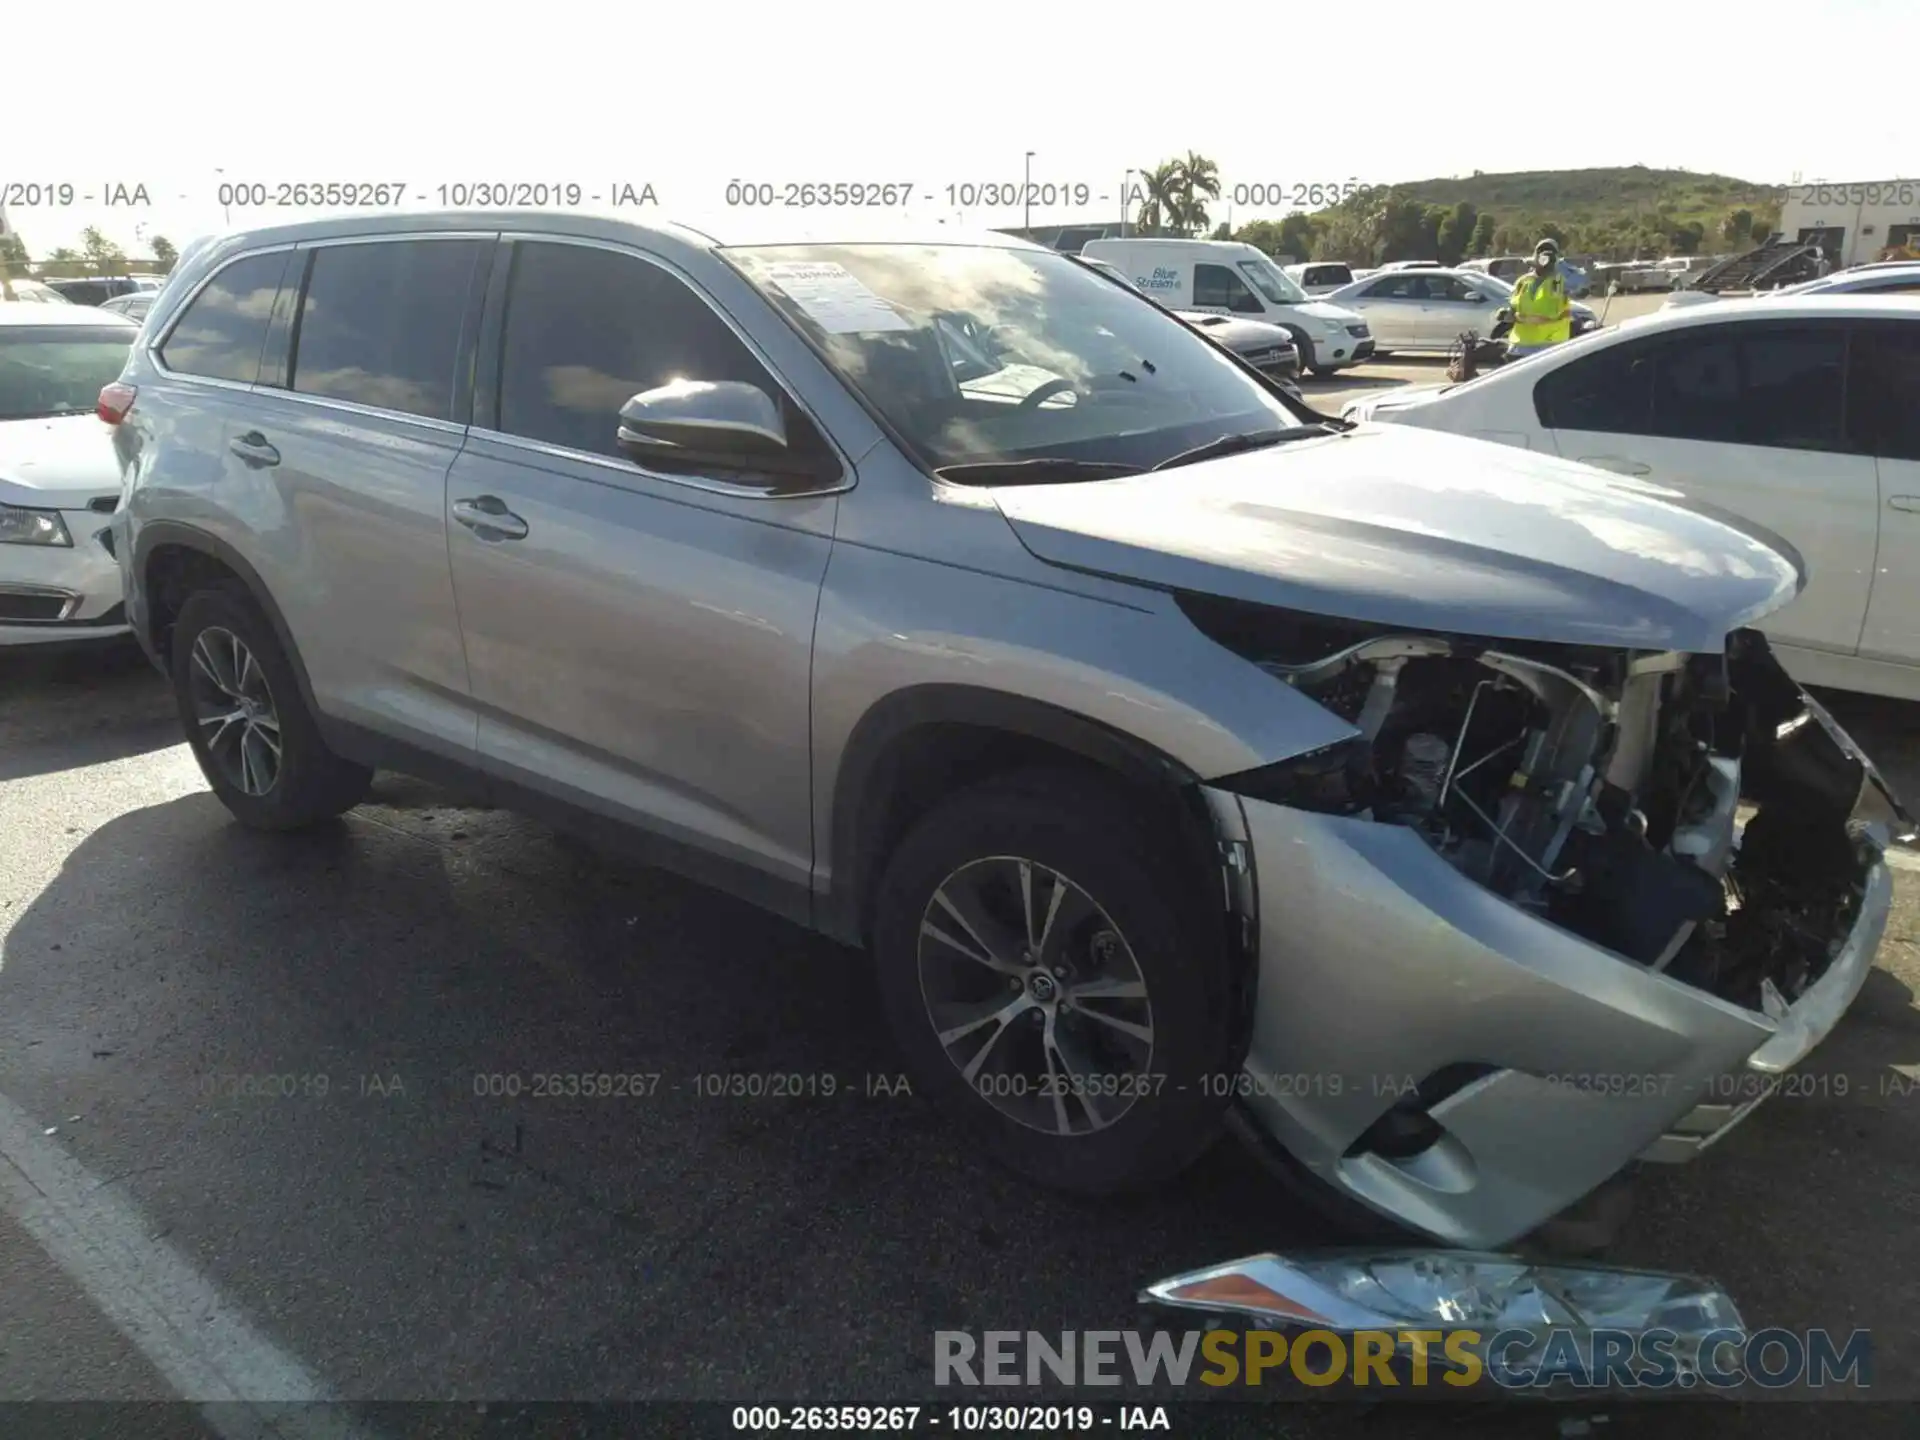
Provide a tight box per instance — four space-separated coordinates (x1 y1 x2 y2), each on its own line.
148 242 301 381
250 387 470 437
488 231 856 501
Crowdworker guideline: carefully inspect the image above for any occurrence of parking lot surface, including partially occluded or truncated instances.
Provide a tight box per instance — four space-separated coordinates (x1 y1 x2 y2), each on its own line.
7 324 1920 1437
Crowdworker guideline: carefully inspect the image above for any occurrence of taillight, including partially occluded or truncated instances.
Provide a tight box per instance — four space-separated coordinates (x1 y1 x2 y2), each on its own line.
97 382 137 425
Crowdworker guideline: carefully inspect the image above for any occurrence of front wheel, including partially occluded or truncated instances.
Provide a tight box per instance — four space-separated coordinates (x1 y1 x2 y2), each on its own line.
170 583 372 829
871 770 1237 1196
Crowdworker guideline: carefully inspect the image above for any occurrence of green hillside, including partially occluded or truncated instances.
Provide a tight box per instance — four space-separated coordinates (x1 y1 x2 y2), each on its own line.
1387 166 1779 218
1234 166 1787 266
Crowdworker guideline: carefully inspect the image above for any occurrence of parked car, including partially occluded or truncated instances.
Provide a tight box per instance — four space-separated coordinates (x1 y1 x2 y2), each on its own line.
0 303 139 645
1077 256 1300 387
1319 267 1599 355
1461 255 1591 298
97 292 157 322
1762 262 1920 297
1080 238 1373 374
45 277 153 307
1283 261 1355 296
1462 255 1530 283
0 278 75 305
1340 295 1920 702
109 212 1901 1252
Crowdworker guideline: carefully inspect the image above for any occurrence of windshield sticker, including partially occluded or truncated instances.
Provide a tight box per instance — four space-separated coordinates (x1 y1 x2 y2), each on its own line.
760 261 914 334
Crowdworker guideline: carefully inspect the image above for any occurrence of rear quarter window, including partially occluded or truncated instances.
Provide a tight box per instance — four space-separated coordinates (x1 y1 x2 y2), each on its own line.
158 251 292 384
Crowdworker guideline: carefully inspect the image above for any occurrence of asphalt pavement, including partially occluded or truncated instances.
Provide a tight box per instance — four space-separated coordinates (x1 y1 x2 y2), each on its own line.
6 341 1920 1438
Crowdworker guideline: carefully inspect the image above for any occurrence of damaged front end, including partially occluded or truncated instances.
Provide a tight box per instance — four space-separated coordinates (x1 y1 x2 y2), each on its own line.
1186 594 1907 1246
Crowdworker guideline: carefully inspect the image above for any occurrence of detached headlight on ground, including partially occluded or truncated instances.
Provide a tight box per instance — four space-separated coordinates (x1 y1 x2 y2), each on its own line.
1141 1250 1744 1382
0 504 73 547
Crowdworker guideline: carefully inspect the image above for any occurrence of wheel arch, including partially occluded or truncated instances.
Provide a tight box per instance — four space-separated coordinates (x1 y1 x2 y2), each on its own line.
823 682 1255 959
135 521 320 720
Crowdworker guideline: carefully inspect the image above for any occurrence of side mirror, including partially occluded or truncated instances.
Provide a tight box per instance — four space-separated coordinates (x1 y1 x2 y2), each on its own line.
616 379 831 483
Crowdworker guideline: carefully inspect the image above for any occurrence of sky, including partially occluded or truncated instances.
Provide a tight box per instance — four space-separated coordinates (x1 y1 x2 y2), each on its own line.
5 0 1915 259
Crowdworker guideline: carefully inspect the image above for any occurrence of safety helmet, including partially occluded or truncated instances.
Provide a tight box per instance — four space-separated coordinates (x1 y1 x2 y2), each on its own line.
1534 237 1560 258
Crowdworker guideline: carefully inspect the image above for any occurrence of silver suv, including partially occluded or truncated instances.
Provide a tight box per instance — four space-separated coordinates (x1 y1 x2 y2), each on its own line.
107 212 1904 1249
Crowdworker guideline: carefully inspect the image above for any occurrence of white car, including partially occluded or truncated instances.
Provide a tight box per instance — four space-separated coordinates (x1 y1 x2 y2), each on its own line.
0 303 140 645
1320 267 1600 354
1079 238 1373 374
1764 263 1920 298
1339 295 1920 701
1283 261 1356 296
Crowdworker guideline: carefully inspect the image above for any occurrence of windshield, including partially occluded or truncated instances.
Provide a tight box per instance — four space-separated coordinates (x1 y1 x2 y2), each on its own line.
0 327 133 420
725 243 1305 473
1237 258 1307 305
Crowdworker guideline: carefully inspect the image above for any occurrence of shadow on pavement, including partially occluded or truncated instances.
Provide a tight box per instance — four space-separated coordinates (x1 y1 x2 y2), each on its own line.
0 788 1314 1403
0 639 179 783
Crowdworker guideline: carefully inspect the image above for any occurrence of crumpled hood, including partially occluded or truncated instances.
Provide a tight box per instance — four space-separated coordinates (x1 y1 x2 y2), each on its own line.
0 414 124 509
990 423 1805 652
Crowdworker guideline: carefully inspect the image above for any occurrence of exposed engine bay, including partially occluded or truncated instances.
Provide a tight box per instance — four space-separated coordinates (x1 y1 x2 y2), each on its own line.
1183 595 1912 1015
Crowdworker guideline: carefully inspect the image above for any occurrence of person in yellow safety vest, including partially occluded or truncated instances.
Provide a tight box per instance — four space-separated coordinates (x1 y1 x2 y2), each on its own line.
1508 238 1572 358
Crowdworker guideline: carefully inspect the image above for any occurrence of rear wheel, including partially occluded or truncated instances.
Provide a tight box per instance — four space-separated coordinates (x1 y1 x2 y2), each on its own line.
170 584 371 829
871 769 1237 1196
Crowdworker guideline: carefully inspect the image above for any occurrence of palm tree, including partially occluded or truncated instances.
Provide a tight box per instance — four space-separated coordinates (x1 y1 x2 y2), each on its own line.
1174 152 1222 236
1134 162 1181 236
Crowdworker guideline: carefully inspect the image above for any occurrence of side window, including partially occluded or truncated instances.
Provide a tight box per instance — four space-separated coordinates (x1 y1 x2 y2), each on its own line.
1533 341 1655 433
1847 324 1920 461
497 241 810 462
288 239 482 422
158 251 288 383
1363 275 1415 299
1736 327 1844 451
1192 263 1264 315
1648 332 1742 443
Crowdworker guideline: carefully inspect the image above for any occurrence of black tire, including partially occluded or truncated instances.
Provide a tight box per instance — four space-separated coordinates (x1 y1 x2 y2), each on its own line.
1309 365 1339 378
871 768 1237 1196
169 582 372 829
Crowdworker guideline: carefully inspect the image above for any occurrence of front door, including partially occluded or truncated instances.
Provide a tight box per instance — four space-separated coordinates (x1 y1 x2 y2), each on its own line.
445 238 839 901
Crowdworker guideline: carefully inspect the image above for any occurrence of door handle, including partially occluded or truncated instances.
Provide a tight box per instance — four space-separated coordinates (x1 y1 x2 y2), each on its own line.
1577 455 1652 477
452 495 529 540
229 432 280 468
1890 496 1920 513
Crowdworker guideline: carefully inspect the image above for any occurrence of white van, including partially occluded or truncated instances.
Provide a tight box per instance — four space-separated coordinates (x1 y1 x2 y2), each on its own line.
1081 238 1373 374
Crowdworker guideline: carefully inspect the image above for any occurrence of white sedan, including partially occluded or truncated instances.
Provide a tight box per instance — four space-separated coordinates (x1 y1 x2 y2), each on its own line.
1340 295 1920 702
0 303 139 645
1319 267 1598 354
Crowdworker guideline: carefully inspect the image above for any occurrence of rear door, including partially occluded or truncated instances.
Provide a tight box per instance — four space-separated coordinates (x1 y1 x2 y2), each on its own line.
1850 321 1920 670
1351 273 1423 347
236 233 488 760
1534 319 1877 658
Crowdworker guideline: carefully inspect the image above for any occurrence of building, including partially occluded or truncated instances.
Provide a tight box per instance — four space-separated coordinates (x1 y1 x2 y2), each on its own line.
1777 181 1920 267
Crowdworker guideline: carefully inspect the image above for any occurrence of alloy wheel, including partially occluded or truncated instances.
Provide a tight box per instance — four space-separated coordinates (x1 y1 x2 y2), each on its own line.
916 855 1156 1136
187 626 283 797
